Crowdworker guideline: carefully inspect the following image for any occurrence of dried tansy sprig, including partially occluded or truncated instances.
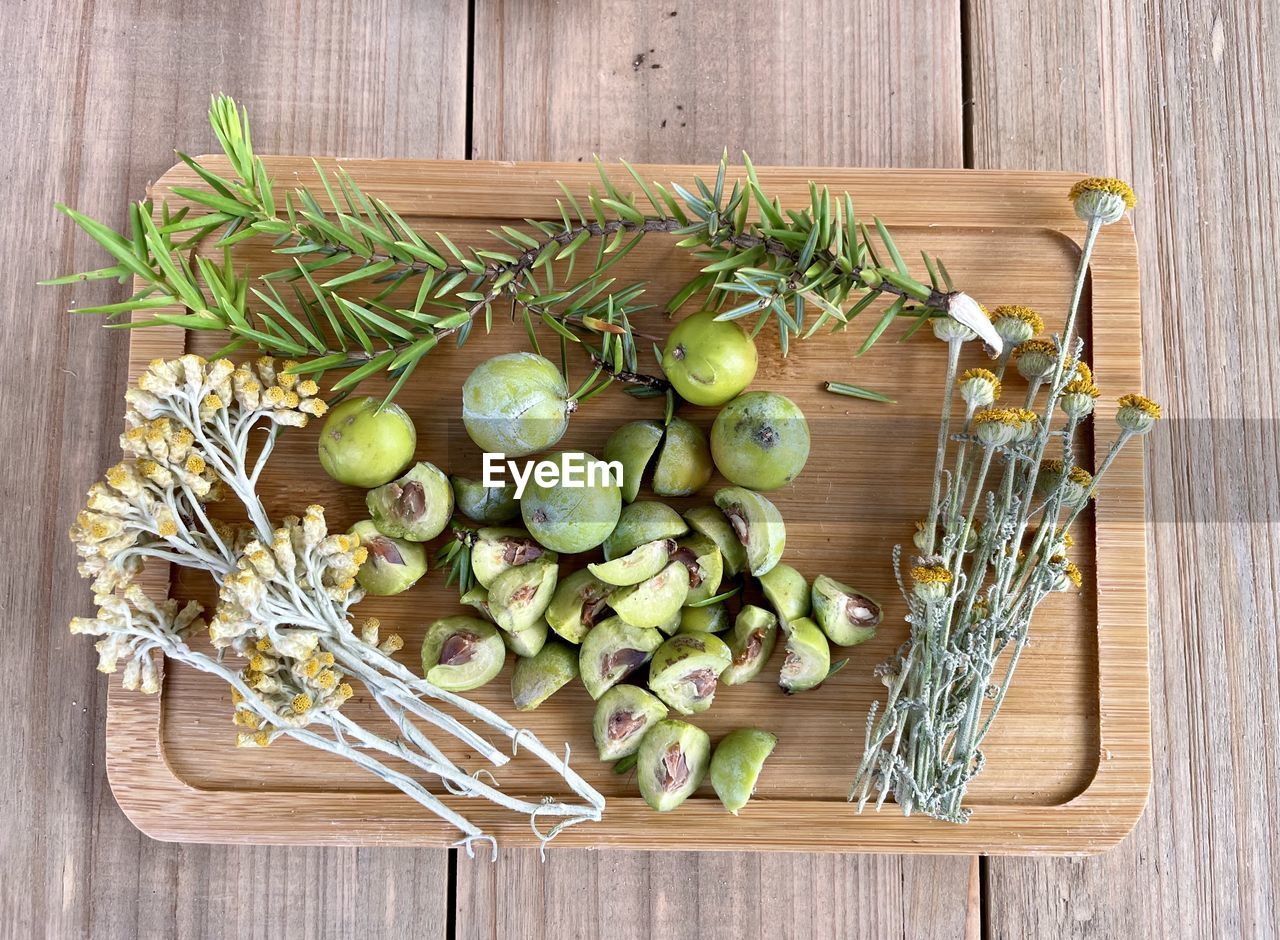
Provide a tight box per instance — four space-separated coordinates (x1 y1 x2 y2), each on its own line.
851 178 1158 822
71 354 604 854
47 95 995 408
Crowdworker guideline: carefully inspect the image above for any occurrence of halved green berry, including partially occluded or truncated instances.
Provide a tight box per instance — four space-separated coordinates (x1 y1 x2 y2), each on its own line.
648 632 732 714
589 538 674 586
758 562 810 624
721 605 779 686
609 561 689 629
578 616 664 700
710 728 777 815
593 684 669 761
511 640 579 710
545 567 613 643
637 719 711 812
713 487 785 577
603 501 688 560
811 575 882 645
778 617 831 693
421 616 506 692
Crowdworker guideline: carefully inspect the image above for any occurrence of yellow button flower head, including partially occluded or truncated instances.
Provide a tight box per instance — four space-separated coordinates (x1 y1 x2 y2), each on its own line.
972 408 1023 447
1011 408 1040 443
990 305 1045 347
911 563 954 603
1068 466 1094 488
1054 559 1085 592
1061 361 1102 420
1116 393 1162 434
959 368 1001 409
1035 458 1065 496
1049 465 1096 509
1015 339 1059 382
1069 177 1136 225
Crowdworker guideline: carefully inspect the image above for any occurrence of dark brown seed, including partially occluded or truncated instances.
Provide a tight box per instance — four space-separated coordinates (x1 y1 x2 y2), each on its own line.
670 546 703 586
582 595 610 629
724 507 750 544
366 537 405 566
686 668 717 699
733 628 764 666
397 481 426 519
501 538 544 566
602 647 648 678
658 743 689 791
440 632 478 666
607 709 645 742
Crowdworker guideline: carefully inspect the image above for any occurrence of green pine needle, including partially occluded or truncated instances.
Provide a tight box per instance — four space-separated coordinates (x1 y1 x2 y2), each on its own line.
46 95 969 408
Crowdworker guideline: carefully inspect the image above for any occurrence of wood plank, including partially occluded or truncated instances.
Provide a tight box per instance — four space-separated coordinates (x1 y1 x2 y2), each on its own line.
470 0 963 166
0 1 466 938
455 850 979 940
465 1 974 935
969 0 1280 936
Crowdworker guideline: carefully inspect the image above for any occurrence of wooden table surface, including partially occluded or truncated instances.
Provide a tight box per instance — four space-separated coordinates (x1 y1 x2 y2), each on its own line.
2 1 1275 937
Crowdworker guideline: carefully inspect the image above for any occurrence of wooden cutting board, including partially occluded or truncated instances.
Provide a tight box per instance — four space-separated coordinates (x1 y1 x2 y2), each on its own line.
106 159 1148 854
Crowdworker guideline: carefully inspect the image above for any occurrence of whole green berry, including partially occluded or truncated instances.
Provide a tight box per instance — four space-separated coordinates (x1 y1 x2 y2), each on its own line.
521 451 622 553
461 353 573 457
318 397 416 488
711 391 810 491
349 519 427 595
661 311 758 406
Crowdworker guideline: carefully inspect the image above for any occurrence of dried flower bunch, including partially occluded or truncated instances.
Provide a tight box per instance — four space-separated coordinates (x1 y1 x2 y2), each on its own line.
850 178 1158 821
70 354 604 855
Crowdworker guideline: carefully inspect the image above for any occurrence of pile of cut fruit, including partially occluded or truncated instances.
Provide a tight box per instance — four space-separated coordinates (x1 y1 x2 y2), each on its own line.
318 311 881 815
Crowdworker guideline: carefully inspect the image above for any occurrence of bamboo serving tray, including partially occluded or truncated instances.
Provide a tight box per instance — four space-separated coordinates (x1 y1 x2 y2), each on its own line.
108 159 1148 854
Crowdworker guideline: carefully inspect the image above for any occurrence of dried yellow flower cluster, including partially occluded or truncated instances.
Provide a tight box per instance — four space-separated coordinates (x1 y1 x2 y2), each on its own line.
209 506 365 648
70 355 329 603
231 640 354 746
70 357 359 740
129 354 327 427
69 586 205 692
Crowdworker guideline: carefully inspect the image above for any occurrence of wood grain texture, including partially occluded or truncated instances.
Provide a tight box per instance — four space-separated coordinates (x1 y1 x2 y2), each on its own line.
470 0 962 167
0 2 465 938
463 2 970 936
455 850 979 940
969 0 1280 936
